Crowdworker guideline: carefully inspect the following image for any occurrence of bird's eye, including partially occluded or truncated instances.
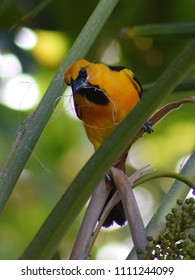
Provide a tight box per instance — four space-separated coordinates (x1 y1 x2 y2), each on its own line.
79 67 87 76
77 67 87 82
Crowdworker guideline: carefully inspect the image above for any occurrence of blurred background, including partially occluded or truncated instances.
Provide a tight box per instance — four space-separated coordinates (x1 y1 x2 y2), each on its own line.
0 0 194 259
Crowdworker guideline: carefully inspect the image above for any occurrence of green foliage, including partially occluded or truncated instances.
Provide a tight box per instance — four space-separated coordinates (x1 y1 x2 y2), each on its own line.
146 197 195 260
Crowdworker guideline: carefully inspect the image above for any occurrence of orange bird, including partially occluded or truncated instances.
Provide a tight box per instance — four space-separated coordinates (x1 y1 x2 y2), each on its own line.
64 59 152 227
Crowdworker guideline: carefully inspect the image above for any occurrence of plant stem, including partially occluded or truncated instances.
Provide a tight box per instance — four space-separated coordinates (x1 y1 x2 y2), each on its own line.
122 22 195 39
69 180 110 260
133 171 195 190
111 167 148 260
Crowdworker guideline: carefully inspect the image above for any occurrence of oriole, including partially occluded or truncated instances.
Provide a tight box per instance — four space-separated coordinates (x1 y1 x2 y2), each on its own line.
64 59 152 227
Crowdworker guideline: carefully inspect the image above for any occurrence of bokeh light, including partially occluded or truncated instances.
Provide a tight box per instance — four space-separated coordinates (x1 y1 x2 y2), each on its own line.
14 27 38 50
63 86 77 119
100 40 121 64
0 53 22 78
0 74 40 111
32 30 69 68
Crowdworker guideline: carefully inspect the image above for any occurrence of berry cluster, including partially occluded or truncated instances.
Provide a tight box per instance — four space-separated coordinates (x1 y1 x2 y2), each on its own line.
145 197 195 260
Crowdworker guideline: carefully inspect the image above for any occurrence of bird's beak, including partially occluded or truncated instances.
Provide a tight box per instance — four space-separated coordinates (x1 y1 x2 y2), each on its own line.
70 78 85 95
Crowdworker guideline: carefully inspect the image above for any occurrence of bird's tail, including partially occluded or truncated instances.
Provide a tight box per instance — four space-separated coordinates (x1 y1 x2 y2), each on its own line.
101 152 128 227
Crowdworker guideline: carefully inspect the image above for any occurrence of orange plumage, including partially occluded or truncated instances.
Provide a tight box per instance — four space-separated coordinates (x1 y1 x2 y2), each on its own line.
64 59 142 150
